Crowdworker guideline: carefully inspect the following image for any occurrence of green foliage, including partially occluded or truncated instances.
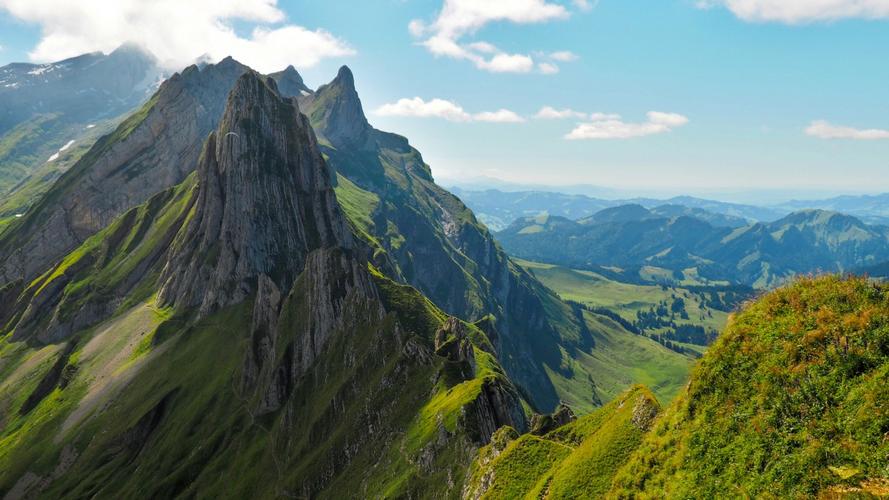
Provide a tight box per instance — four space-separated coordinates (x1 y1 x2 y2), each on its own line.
611 276 889 498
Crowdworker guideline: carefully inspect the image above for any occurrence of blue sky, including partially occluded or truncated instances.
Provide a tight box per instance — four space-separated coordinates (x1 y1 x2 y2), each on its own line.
1 0 888 201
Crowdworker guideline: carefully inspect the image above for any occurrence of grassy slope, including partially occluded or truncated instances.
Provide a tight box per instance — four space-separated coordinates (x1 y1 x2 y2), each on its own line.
552 310 691 412
465 386 659 499
510 259 696 409
1 272 517 498
0 93 159 250
611 276 889 498
0 169 526 497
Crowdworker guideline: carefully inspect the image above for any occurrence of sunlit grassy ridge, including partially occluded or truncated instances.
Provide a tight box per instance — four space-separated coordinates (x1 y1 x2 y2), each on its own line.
611 276 889 498
465 385 659 499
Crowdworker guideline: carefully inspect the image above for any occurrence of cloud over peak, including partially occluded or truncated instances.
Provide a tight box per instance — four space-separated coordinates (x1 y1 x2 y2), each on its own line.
0 0 354 72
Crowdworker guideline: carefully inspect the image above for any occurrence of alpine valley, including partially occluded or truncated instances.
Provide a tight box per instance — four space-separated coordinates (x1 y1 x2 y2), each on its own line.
0 46 886 500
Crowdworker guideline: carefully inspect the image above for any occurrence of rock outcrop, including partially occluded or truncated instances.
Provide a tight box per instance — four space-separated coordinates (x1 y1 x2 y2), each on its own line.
530 403 577 435
158 72 351 314
298 66 371 148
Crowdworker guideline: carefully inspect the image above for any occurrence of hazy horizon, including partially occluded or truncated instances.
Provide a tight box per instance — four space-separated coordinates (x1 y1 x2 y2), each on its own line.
441 174 889 206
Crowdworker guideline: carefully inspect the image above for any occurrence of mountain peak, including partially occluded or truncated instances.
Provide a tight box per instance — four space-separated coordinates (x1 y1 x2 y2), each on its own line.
582 204 653 225
158 70 351 315
299 65 370 147
268 64 311 97
334 65 355 88
108 41 155 62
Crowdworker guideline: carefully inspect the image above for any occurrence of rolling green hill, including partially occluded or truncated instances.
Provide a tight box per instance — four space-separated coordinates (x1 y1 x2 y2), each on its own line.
515 259 755 354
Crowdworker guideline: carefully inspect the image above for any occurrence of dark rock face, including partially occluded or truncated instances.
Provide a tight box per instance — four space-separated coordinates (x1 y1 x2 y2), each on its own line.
158 73 351 315
246 248 382 416
464 379 529 443
0 57 251 285
530 403 577 435
435 317 477 376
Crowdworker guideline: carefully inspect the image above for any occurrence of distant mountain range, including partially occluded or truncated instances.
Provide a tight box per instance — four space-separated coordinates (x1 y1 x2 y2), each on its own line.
451 187 889 231
776 193 889 226
498 205 889 288
0 44 162 222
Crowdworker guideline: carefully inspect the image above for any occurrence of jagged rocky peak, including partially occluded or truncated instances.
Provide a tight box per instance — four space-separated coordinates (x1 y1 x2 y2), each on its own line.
300 65 371 147
269 64 311 97
158 71 352 315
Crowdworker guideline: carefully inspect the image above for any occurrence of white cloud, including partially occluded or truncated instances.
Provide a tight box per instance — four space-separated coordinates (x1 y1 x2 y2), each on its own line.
376 97 472 122
565 111 689 140
805 120 889 140
375 97 524 123
549 50 578 62
409 0 580 74
589 112 622 121
537 62 559 74
467 41 498 54
535 106 586 119
473 109 526 123
477 53 535 73
429 0 569 39
697 0 889 23
648 111 690 127
408 19 426 37
0 0 354 72
573 0 597 11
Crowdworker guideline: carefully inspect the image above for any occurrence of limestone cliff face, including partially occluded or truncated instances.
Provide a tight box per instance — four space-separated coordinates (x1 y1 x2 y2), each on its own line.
158 72 351 315
0 57 250 286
